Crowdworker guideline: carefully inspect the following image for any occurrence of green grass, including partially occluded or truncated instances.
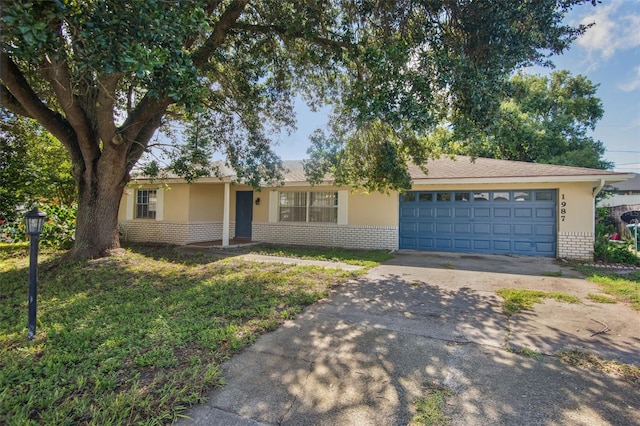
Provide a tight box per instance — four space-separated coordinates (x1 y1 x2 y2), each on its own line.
586 293 617 304
506 346 543 360
573 265 640 311
557 349 640 386
248 243 394 268
0 244 359 425
410 383 453 426
496 289 581 315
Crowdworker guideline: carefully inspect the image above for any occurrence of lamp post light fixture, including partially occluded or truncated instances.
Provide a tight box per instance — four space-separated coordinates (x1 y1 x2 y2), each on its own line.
25 207 47 340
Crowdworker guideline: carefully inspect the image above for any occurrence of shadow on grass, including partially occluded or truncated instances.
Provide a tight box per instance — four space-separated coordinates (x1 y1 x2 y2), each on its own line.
0 246 356 424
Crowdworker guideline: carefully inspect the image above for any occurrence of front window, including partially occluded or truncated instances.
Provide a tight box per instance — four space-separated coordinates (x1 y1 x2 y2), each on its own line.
279 191 338 223
136 189 157 219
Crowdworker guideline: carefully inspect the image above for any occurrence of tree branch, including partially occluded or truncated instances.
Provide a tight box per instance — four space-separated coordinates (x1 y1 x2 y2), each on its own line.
0 52 79 156
40 52 99 162
232 23 352 50
122 1 249 152
0 83 34 118
191 0 250 68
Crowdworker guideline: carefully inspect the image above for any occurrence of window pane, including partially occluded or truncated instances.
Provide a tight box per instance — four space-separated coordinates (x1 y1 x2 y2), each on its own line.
493 192 510 202
402 193 416 202
309 207 337 223
136 189 157 219
474 192 489 201
514 191 531 201
418 193 432 202
455 192 470 202
536 191 553 201
310 192 337 207
437 192 451 201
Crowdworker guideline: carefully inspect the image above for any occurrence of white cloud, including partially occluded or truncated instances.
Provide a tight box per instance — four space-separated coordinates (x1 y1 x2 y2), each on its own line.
619 65 640 92
577 0 640 61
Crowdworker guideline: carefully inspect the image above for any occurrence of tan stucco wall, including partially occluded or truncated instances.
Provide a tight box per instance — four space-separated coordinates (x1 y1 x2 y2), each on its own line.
253 189 269 223
162 184 190 222
189 184 223 222
348 191 398 226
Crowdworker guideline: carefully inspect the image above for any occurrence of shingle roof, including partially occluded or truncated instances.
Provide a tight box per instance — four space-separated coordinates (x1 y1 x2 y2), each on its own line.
281 156 630 183
608 173 640 192
133 156 631 185
405 156 626 180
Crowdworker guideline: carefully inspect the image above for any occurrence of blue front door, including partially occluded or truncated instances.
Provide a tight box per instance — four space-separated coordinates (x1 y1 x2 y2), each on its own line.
235 191 253 238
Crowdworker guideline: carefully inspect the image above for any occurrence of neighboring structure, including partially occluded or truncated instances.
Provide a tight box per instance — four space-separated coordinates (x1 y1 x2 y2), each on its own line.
598 173 640 207
598 173 640 237
118 156 632 260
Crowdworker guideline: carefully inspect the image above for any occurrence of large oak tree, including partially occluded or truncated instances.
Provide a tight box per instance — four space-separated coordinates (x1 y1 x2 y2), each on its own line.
1 0 596 259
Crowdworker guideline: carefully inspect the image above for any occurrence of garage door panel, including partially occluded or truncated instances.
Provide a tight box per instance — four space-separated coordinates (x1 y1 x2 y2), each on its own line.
401 207 417 218
474 208 491 217
514 224 533 235
400 222 417 233
493 240 511 251
399 190 556 257
418 222 434 233
473 240 491 250
514 241 533 252
417 238 434 249
454 223 471 233
473 223 491 234
493 224 511 234
514 208 532 218
535 224 554 236
435 238 453 249
455 208 471 217
536 208 554 218
454 239 471 249
436 207 452 217
494 208 511 217
419 207 435 217
436 222 453 233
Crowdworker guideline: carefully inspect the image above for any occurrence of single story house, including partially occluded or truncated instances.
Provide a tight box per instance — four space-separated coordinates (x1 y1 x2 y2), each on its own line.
118 156 633 260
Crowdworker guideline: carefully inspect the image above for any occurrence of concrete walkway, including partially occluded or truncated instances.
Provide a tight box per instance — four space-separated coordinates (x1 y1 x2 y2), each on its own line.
177 252 640 425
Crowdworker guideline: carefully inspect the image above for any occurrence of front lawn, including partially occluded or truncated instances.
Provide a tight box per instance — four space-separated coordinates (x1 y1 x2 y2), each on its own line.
0 244 360 425
573 265 640 312
249 243 394 268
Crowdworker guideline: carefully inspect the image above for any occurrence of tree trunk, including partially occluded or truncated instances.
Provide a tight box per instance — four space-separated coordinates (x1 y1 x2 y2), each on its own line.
67 157 128 259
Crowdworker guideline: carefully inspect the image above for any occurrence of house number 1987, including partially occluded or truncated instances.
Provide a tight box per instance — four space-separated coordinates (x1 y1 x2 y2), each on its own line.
560 193 567 222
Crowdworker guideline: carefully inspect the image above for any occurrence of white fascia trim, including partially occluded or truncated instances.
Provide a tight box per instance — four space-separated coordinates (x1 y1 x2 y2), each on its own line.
411 174 635 185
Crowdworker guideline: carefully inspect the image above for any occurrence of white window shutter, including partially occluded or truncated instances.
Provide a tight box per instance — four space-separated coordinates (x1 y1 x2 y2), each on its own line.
126 190 134 220
155 188 164 221
268 191 278 223
338 190 348 225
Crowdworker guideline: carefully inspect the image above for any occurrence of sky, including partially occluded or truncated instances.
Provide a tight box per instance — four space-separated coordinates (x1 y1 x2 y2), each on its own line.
274 0 640 174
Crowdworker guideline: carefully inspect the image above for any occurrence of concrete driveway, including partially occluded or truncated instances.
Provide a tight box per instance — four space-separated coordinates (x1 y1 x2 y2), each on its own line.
178 251 640 425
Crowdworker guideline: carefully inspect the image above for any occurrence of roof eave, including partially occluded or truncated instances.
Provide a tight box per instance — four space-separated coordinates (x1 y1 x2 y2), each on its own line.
411 174 635 185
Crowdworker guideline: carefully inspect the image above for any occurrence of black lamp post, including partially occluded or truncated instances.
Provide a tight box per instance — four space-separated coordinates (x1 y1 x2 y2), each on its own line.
25 207 47 340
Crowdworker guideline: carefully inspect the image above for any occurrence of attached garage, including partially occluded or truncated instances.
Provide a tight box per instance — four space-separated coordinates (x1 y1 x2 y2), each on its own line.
399 189 557 256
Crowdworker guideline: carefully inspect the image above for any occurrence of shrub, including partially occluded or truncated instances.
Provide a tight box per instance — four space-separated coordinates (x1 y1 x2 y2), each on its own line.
593 238 640 266
0 200 76 249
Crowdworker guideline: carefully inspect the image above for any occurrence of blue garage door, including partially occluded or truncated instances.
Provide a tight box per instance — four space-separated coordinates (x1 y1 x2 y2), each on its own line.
399 190 557 257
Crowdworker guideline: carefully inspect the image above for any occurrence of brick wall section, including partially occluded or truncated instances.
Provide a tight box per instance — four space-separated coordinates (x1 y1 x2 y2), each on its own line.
252 222 399 250
119 221 229 245
558 232 594 260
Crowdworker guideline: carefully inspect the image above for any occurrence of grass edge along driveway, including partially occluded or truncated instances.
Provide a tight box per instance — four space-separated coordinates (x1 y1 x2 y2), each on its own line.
0 243 379 425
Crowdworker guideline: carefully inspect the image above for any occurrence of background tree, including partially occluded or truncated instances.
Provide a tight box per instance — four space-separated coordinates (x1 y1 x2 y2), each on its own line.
1 0 597 259
431 70 612 169
0 112 75 221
